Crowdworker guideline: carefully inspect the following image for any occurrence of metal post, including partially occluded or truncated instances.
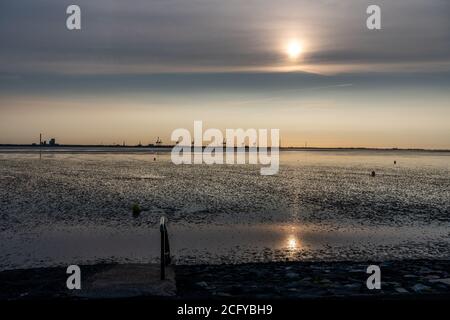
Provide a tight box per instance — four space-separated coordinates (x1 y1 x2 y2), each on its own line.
160 216 166 280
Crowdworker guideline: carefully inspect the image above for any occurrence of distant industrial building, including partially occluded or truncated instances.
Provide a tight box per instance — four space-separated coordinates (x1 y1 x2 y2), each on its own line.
38 135 58 146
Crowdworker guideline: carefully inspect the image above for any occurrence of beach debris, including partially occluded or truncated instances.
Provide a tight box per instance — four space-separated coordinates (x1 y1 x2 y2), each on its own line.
371 171 376 177
394 160 397 165
132 204 142 217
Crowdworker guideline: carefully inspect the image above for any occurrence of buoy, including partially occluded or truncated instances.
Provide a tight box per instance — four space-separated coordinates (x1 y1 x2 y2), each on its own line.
371 171 376 177
132 204 141 218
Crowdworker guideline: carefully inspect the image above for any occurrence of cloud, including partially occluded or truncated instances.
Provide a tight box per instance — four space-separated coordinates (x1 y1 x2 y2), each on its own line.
0 0 449 75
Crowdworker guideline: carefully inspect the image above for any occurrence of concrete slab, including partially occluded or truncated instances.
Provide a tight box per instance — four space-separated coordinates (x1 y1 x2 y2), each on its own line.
73 264 176 299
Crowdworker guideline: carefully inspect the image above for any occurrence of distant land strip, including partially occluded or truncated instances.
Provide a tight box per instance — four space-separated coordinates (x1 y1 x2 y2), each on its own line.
0 144 449 152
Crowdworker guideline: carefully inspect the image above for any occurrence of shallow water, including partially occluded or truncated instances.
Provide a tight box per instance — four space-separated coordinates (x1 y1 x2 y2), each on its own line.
0 149 449 270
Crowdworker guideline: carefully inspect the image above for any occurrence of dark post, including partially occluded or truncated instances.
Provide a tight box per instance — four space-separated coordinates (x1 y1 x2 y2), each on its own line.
159 217 166 280
159 216 171 280
160 216 166 280
39 133 42 160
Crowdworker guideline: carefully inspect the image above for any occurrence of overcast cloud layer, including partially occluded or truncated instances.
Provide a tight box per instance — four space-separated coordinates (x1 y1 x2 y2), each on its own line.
0 0 449 74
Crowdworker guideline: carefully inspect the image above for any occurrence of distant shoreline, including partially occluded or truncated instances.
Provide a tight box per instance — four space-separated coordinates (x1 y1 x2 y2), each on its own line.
0 144 449 152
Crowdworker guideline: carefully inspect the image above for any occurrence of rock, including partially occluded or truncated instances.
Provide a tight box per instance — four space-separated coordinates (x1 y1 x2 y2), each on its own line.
286 272 299 278
429 278 450 285
411 284 431 292
196 281 208 288
395 288 408 294
388 282 401 287
343 284 360 289
214 292 232 297
319 279 332 285
286 281 304 288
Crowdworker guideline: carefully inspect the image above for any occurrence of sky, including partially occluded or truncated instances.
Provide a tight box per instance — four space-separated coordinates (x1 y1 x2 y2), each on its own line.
0 0 449 148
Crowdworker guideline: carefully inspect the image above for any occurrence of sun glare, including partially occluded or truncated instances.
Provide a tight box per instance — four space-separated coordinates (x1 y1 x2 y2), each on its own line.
286 40 302 60
287 235 298 250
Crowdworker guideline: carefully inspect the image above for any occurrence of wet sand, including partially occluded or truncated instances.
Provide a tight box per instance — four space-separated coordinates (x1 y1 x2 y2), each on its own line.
1 150 449 270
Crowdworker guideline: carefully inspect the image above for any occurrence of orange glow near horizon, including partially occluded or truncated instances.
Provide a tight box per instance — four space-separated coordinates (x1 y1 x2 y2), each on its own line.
0 84 449 149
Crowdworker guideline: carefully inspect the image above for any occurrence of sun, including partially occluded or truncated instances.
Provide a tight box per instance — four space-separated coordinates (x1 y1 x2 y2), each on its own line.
286 40 303 60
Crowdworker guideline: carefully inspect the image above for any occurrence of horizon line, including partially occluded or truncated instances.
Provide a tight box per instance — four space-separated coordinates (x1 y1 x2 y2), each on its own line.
0 144 449 153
